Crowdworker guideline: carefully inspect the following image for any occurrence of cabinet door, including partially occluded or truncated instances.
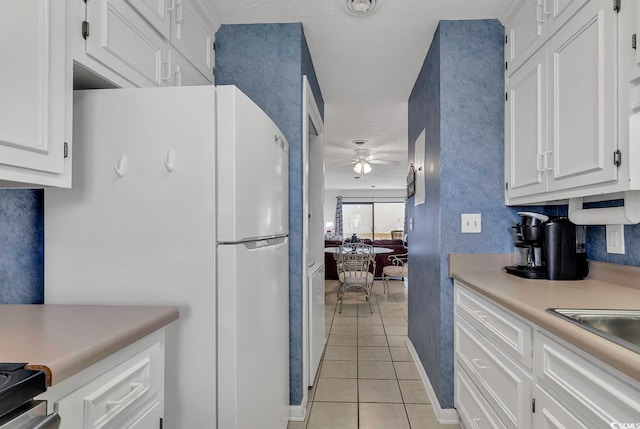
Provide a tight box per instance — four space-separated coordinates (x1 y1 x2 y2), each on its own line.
545 0 590 36
506 0 548 75
166 49 211 86
170 0 215 81
506 48 548 199
533 385 588 429
546 0 617 192
86 0 169 87
0 0 66 175
125 0 171 39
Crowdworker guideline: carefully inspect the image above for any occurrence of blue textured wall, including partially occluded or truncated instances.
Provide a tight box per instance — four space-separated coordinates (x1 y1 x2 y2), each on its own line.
407 20 509 408
407 25 443 402
0 190 43 304
216 23 324 406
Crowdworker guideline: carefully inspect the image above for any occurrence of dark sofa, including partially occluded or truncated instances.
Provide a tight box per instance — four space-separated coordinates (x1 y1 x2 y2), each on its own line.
324 239 407 279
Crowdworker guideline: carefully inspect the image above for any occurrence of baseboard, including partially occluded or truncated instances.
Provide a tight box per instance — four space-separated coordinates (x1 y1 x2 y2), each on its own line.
288 401 308 422
406 338 460 425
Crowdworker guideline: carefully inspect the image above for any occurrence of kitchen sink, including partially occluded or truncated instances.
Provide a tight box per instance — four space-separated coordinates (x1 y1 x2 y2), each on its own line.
547 309 640 354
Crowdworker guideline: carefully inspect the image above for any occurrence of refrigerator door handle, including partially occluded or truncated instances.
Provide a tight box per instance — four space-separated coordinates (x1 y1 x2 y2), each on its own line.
242 236 287 250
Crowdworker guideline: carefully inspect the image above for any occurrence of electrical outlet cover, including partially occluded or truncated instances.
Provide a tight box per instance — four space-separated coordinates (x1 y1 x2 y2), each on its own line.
606 224 625 254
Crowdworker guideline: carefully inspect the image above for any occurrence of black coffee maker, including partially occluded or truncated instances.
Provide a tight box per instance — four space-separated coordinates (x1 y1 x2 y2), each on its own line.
506 213 589 280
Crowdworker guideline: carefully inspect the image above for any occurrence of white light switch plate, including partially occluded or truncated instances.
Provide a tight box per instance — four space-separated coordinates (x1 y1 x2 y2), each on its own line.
461 213 481 233
606 224 625 254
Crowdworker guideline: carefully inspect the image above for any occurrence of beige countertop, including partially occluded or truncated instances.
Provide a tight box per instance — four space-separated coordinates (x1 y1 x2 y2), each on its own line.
0 305 178 385
449 254 640 383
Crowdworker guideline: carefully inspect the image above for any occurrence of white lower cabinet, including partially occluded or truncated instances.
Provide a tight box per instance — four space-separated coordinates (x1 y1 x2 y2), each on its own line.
39 330 165 429
455 363 507 429
455 317 531 429
534 331 640 427
532 385 588 429
454 281 640 429
128 402 162 429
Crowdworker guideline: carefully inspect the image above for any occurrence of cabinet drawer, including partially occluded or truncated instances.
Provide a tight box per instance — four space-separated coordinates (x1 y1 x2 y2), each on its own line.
455 364 507 429
455 318 532 429
57 341 163 429
454 282 533 368
534 331 640 427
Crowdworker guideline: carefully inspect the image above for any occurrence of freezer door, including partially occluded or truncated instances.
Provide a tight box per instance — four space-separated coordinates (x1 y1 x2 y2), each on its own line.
217 237 289 429
216 86 289 242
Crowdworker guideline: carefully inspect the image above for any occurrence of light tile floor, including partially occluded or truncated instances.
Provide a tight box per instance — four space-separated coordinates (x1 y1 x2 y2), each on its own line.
288 280 460 429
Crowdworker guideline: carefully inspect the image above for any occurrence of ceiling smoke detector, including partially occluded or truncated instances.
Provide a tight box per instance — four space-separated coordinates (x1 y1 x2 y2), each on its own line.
346 0 377 16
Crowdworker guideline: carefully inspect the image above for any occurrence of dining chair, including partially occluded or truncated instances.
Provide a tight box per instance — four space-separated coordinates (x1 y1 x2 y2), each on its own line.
390 229 404 240
336 251 375 314
382 253 408 298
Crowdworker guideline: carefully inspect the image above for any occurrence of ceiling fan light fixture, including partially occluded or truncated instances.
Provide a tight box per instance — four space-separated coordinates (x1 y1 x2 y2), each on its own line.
346 0 377 15
353 159 372 174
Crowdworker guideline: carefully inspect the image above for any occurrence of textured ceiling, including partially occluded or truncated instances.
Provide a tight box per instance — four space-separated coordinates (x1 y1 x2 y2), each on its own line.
206 0 511 190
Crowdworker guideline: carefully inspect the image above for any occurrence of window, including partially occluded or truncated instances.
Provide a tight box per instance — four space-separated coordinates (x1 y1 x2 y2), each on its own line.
342 202 405 240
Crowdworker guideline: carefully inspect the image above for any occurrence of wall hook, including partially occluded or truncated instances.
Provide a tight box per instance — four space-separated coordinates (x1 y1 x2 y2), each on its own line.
114 155 128 178
165 149 176 172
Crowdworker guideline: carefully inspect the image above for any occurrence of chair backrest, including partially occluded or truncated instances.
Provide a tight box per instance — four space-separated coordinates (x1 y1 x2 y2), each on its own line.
336 251 373 279
390 230 404 240
340 242 373 254
388 253 408 264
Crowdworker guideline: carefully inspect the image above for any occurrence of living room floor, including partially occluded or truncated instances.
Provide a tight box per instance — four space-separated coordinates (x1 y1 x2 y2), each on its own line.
288 279 460 429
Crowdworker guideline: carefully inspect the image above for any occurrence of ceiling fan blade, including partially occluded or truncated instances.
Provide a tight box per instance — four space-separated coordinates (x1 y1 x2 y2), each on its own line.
327 160 357 169
366 152 389 161
369 159 401 165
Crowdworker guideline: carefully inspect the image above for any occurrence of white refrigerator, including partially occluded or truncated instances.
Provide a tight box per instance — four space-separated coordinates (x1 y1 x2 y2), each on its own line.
44 85 290 429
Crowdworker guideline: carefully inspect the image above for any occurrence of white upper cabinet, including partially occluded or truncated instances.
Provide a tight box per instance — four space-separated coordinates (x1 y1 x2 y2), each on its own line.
506 48 548 198
170 0 216 81
0 0 69 186
80 0 216 88
545 0 590 35
506 0 548 76
166 48 211 86
86 0 169 87
546 0 617 192
504 0 631 205
126 0 171 39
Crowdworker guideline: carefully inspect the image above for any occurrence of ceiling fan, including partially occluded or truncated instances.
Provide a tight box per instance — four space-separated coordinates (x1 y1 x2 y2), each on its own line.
328 148 400 175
